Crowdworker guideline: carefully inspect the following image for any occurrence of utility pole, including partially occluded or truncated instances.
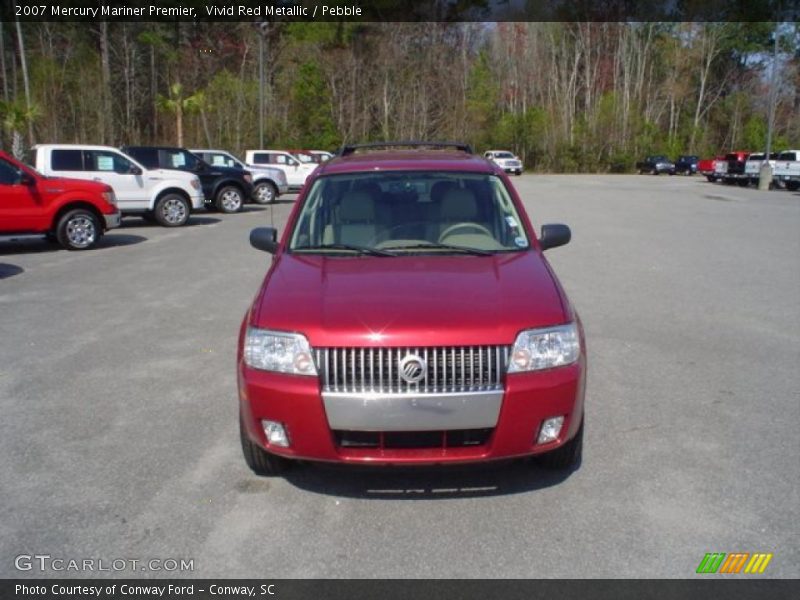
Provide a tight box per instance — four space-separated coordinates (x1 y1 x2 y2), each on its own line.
253 22 268 148
759 21 780 191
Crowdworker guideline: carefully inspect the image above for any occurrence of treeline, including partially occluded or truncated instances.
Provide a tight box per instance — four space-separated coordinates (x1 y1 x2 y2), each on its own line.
1 21 798 171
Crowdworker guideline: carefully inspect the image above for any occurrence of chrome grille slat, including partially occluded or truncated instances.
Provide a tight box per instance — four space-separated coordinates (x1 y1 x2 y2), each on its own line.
318 345 510 394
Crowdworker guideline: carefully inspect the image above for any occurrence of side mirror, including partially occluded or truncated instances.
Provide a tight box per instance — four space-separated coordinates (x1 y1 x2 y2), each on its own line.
129 165 143 176
539 224 571 251
250 227 279 254
18 172 35 185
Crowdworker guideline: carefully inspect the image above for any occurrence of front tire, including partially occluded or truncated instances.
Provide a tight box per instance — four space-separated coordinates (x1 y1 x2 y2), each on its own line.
216 186 244 213
240 418 291 476
56 209 101 250
253 181 278 205
786 181 799 191
154 194 190 227
706 175 717 182
535 419 583 470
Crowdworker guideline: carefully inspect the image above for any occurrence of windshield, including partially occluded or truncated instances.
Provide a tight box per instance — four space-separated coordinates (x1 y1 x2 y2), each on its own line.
494 152 514 159
289 171 530 255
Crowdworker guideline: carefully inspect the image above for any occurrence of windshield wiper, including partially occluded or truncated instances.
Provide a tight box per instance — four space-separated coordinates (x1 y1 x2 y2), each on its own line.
293 243 395 256
381 242 493 256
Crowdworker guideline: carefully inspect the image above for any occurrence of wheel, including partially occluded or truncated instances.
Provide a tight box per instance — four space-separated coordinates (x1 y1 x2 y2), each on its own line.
737 179 749 187
240 417 291 476
216 186 244 213
535 419 583 470
706 175 717 182
253 181 278 205
154 194 190 227
55 209 101 250
651 168 658 175
786 181 799 191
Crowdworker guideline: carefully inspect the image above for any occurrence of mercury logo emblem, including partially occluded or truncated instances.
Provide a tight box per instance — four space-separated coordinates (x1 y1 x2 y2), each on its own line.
398 354 427 384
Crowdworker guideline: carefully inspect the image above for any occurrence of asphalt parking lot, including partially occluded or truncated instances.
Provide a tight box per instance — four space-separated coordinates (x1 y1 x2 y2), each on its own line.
1 175 798 578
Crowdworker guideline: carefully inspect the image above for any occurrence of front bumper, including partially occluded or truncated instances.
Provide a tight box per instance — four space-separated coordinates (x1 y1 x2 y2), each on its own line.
103 211 121 230
239 359 585 465
189 192 205 209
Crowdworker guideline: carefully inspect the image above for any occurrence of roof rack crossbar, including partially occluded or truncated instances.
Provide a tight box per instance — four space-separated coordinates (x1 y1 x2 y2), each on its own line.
336 141 473 156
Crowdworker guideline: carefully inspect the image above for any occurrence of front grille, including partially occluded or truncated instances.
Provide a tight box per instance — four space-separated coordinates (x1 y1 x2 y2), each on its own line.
334 428 493 449
315 346 510 394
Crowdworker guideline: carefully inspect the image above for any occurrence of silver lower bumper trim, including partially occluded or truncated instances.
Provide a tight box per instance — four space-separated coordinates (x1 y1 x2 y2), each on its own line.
322 390 503 431
104 212 121 229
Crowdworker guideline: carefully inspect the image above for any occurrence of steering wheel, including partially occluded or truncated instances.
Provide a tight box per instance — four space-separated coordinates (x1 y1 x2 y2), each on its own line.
438 222 493 242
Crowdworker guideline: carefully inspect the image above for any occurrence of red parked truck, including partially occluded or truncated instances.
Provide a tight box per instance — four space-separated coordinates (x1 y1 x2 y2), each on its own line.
238 142 586 476
698 156 724 182
0 151 120 250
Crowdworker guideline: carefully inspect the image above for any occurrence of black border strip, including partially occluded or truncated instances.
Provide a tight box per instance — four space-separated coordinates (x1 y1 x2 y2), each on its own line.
3 579 799 600
3 0 800 23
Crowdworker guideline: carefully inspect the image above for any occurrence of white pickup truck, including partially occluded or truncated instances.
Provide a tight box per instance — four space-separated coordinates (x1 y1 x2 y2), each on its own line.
191 149 289 204
244 150 317 192
773 150 800 191
744 153 777 187
31 144 204 226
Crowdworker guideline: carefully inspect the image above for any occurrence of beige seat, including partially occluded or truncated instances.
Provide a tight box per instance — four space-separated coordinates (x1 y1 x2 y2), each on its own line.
323 190 377 246
438 188 479 238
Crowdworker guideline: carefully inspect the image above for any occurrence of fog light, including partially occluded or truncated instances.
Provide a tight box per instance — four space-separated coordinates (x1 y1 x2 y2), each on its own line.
262 420 290 447
537 416 565 444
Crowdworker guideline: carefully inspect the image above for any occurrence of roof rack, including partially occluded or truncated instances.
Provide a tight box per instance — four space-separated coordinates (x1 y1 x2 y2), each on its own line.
336 141 473 157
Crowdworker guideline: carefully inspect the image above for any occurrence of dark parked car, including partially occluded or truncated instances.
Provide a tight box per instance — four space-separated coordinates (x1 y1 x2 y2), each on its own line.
636 155 675 175
122 146 253 213
674 155 699 175
238 141 585 476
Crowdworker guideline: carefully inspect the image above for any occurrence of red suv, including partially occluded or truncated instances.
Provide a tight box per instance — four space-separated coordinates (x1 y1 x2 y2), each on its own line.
238 142 586 475
0 151 120 250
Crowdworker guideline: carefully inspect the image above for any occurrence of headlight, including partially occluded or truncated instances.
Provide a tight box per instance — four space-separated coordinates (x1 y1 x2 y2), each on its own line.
508 323 580 373
101 191 117 206
244 328 317 376
190 178 201 190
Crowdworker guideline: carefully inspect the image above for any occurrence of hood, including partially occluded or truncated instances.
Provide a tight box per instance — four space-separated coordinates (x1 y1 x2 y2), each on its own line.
254 251 568 347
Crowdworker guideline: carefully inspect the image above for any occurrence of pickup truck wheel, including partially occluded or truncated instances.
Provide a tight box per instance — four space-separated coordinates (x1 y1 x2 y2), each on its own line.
240 418 291 476
786 181 799 191
706 175 717 182
56 209 101 250
154 194 190 227
253 182 278 205
535 419 583 470
737 179 749 187
216 186 244 213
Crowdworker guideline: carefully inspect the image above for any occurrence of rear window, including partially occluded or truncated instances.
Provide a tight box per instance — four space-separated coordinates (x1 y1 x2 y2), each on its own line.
778 152 797 161
290 171 530 254
51 149 84 171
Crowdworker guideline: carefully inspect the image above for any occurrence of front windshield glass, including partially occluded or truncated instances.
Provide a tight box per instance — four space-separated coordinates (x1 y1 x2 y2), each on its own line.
289 171 530 254
495 152 514 158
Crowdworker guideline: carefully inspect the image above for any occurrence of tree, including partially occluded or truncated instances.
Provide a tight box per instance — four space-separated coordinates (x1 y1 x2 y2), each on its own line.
156 82 205 147
1 100 39 159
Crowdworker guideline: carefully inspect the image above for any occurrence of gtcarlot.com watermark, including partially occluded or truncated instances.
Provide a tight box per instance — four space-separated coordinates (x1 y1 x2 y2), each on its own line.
15 554 194 573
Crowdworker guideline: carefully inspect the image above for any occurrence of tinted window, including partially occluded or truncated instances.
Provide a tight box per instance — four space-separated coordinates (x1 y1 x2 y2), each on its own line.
86 150 133 173
206 152 240 168
159 149 198 170
51 149 84 171
252 153 271 165
778 152 797 161
0 159 21 185
126 148 159 168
